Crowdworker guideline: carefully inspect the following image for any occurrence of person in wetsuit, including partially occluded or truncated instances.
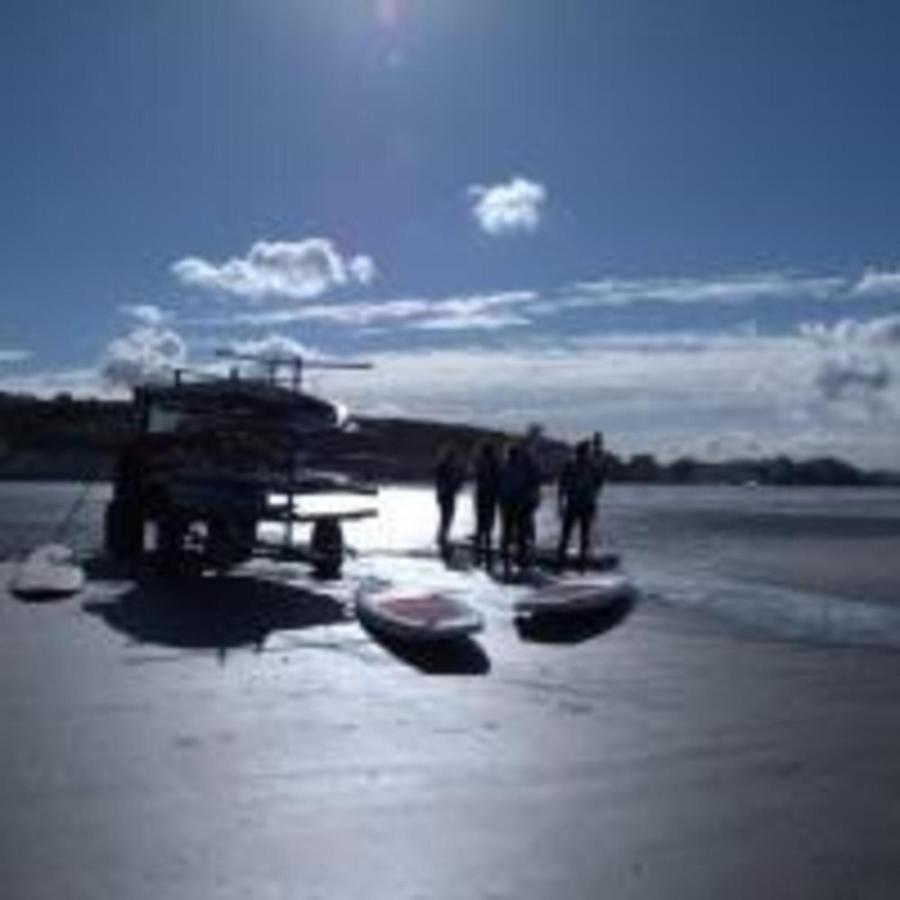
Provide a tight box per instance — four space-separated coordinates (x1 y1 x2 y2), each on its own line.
473 442 501 568
519 435 543 568
434 444 466 555
556 439 605 571
499 442 542 576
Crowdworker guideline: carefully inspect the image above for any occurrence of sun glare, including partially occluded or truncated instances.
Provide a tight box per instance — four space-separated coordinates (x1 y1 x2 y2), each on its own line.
375 0 403 30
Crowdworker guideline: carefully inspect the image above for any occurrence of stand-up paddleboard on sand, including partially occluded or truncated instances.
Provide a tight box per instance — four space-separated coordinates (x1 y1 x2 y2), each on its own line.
514 571 635 617
10 544 86 600
356 585 484 642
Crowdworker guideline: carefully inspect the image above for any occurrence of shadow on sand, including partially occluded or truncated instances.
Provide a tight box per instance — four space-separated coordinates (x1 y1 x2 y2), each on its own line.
10 583 80 604
358 619 491 675
514 594 636 645
83 571 350 655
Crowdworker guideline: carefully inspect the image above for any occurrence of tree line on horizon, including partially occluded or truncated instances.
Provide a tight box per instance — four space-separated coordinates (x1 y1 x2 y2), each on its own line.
0 390 895 486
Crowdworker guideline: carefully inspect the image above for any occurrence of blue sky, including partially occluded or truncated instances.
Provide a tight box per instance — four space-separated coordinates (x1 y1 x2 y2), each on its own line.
2 1 900 465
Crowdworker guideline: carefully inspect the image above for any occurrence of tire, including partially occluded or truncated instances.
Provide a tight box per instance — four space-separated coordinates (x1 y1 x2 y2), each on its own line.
156 512 187 575
207 514 257 569
104 499 144 560
311 518 343 579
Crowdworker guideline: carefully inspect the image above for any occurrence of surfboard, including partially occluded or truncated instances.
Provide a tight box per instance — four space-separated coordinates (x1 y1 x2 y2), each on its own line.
356 587 484 642
514 571 634 617
10 544 86 600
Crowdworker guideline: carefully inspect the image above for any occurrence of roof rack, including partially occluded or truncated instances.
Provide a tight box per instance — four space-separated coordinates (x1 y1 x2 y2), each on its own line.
214 349 372 391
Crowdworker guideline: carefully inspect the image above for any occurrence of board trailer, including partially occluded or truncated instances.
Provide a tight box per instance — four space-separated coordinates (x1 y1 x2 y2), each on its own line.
104 357 377 579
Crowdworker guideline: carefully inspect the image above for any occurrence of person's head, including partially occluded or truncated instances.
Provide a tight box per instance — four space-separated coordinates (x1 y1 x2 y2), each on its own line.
480 442 497 461
506 443 520 463
592 431 604 452
439 442 457 463
575 440 590 462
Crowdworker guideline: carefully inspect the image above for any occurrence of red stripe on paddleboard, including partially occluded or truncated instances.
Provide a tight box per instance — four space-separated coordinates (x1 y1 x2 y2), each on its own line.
376 594 466 622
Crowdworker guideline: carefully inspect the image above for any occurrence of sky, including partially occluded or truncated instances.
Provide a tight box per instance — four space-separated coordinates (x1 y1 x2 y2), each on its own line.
2 0 900 466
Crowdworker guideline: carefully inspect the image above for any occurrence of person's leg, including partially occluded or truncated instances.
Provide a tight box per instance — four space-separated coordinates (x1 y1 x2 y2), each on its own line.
522 504 536 569
557 505 575 571
484 503 496 569
500 505 513 577
515 507 531 569
437 495 454 551
474 503 489 565
445 494 457 553
577 506 594 571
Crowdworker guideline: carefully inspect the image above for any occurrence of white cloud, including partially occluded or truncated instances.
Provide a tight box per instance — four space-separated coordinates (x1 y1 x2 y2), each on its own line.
800 314 900 348
226 334 321 362
814 355 891 405
562 272 847 309
300 328 900 466
853 269 900 296
0 349 31 363
348 255 378 286
413 312 530 331
101 324 187 389
798 315 898 418
119 303 168 327
411 290 535 331
172 238 377 301
316 334 816 450
468 176 547 236
6 319 900 466
182 299 429 330
0 367 104 398
185 291 538 332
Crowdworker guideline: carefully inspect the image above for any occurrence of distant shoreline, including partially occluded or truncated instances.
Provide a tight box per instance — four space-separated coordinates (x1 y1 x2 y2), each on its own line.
0 392 897 487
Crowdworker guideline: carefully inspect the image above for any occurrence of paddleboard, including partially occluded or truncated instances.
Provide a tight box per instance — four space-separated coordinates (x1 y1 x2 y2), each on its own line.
356 587 484 642
514 571 634 617
10 544 86 600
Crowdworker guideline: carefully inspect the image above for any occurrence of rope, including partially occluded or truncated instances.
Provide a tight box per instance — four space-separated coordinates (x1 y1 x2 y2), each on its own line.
50 478 98 546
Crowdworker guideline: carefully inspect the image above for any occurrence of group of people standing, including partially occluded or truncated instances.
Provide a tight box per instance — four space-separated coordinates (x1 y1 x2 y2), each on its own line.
434 431 607 575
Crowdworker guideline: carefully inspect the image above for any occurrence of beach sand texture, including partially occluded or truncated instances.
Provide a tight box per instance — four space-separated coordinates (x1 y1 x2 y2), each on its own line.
1 482 899 899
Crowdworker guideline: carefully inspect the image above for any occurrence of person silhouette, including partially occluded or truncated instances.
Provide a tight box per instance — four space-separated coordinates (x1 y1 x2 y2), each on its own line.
556 439 605 571
434 444 465 556
473 442 500 568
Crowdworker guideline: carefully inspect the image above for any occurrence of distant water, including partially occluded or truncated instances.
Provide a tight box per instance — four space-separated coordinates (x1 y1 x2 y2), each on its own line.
3 480 900 648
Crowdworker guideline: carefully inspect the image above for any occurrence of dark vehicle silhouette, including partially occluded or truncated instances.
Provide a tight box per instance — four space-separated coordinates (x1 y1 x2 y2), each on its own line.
105 352 376 579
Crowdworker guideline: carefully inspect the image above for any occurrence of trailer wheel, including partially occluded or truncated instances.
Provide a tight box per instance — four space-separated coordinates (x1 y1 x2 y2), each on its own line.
104 499 144 560
207 513 257 569
156 512 188 575
311 518 343 579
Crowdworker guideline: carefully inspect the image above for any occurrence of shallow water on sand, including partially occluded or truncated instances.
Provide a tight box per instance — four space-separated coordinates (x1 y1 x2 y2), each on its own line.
2 481 900 647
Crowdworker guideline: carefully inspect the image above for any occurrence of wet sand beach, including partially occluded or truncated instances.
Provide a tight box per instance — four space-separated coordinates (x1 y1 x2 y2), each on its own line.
1 483 899 899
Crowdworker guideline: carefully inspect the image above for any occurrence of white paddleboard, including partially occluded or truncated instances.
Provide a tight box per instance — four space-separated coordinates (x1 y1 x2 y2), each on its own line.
514 571 634 616
10 544 86 600
356 587 484 642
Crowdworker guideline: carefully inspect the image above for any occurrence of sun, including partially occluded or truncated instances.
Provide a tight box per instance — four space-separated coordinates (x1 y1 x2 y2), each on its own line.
375 0 404 30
